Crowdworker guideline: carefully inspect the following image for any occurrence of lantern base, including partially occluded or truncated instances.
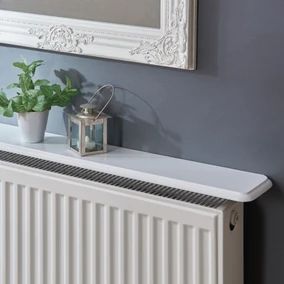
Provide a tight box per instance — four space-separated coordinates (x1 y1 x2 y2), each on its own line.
68 145 108 157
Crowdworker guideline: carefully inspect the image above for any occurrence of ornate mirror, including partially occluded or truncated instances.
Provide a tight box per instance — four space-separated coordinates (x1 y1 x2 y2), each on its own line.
0 0 197 70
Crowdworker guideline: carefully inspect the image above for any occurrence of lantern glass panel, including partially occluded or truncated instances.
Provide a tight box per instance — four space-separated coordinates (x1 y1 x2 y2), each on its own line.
70 121 80 151
85 123 104 152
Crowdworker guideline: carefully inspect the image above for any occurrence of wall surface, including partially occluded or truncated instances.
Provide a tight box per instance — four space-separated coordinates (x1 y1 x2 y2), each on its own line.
0 0 284 283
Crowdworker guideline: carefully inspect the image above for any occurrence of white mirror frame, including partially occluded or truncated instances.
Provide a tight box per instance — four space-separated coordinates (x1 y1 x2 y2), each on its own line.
0 0 197 70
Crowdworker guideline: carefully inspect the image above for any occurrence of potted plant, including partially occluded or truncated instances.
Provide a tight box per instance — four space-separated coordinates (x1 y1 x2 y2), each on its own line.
0 60 78 143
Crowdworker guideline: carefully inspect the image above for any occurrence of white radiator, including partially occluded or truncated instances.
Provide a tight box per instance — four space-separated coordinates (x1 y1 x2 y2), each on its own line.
0 152 243 284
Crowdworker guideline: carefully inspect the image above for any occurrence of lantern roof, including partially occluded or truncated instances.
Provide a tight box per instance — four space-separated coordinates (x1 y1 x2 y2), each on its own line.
67 106 110 120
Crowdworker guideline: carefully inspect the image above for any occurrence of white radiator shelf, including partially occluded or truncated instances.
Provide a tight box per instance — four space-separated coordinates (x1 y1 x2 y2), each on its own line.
0 123 272 202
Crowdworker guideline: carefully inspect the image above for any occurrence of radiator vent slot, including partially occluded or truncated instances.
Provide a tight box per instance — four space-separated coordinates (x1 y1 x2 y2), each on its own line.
0 150 226 209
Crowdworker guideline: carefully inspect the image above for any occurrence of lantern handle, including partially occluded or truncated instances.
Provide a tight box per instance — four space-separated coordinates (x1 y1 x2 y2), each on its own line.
86 84 115 120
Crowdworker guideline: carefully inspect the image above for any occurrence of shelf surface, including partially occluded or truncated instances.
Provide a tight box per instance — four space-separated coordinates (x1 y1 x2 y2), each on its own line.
0 123 272 202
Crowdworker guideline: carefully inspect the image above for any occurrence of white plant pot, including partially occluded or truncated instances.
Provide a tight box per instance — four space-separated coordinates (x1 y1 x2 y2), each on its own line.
17 110 49 143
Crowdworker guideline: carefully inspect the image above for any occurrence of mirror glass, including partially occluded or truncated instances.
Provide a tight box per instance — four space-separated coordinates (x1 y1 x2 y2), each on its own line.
0 0 161 28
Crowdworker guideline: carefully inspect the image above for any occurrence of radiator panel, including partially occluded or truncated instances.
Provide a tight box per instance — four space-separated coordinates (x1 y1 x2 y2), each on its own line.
0 163 243 284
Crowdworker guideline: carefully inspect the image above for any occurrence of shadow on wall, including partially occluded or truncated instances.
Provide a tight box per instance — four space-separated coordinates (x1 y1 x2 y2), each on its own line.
54 68 96 134
245 184 284 284
245 201 265 284
54 68 181 155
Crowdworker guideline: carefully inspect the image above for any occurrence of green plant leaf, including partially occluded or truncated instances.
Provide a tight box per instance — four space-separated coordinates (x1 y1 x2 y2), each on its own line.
40 85 53 97
21 92 37 112
28 60 44 75
51 84 61 95
39 86 54 107
32 95 49 112
26 89 39 97
19 73 34 92
7 83 20 89
34 79 50 87
0 101 14 117
0 91 9 107
66 76 72 89
13 61 29 72
52 87 78 107
5 101 14 117
11 96 26 113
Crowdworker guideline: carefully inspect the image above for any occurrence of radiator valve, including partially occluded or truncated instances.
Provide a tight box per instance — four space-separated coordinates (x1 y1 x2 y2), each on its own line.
229 210 239 231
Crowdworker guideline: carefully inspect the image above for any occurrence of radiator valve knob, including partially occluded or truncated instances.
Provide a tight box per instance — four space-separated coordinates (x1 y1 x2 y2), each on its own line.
229 210 239 231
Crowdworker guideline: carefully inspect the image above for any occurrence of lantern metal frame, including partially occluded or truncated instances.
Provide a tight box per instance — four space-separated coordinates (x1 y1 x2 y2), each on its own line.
67 85 114 156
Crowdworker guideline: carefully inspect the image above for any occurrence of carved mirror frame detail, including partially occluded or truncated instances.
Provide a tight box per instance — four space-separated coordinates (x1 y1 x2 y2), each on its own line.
0 0 197 70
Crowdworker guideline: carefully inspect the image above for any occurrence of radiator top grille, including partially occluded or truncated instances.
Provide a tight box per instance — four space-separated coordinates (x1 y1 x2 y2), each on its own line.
0 150 227 209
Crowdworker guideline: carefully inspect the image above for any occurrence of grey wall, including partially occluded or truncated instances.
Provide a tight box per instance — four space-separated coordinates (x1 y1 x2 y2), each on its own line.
0 0 284 283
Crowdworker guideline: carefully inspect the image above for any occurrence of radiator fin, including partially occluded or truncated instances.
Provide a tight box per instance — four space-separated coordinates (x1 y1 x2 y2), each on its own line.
0 181 218 284
0 150 226 209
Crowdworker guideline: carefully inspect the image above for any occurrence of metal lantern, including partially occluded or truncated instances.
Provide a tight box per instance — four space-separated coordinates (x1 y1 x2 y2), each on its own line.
67 85 114 156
